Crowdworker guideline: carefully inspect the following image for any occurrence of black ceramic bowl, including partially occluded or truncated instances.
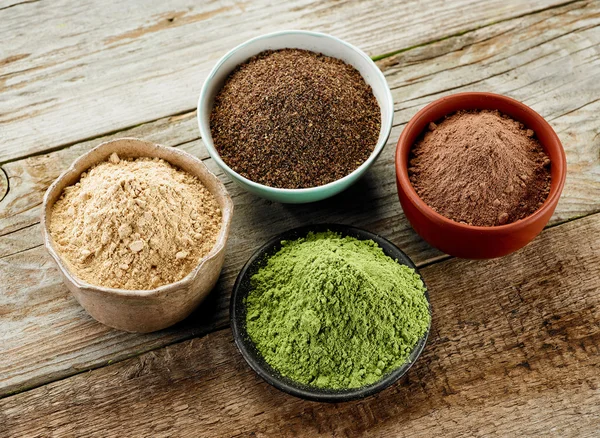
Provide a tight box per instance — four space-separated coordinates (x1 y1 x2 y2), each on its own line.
230 224 431 403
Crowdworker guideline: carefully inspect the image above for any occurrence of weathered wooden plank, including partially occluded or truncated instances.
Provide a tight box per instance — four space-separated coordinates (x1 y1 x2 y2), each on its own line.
1 0 599 398
2 1 598 238
0 0 574 162
2 212 599 437
0 0 38 10
385 0 600 223
0 123 445 397
0 112 200 237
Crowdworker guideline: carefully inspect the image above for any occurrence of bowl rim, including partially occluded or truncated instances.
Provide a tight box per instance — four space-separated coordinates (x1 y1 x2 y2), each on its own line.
41 138 234 298
230 223 431 403
197 29 394 195
395 91 567 233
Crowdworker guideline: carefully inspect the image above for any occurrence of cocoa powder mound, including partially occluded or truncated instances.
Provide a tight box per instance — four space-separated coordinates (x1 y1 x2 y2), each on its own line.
409 110 551 227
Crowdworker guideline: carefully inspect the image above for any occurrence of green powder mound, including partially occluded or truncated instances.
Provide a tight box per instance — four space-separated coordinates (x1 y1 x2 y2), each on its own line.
245 231 430 389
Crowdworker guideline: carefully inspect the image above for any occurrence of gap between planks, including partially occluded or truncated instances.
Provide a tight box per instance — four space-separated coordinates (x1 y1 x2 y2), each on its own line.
371 0 585 61
0 0 40 12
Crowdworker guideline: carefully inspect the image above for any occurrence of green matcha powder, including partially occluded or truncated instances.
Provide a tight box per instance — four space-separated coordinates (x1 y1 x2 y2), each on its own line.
245 231 430 389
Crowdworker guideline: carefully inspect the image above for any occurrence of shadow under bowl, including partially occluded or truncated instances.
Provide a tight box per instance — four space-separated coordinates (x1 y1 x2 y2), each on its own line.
395 92 567 259
230 224 431 403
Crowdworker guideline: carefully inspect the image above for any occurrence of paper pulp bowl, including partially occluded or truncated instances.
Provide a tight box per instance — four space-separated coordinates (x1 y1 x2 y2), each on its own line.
198 30 394 204
41 138 234 333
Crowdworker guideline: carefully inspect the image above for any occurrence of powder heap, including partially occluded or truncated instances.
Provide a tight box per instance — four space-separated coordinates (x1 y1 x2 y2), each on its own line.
409 110 551 227
49 153 222 290
210 49 381 189
245 231 430 389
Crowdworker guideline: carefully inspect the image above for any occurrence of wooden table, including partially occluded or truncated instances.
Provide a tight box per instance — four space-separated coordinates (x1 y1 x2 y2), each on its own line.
1 0 599 436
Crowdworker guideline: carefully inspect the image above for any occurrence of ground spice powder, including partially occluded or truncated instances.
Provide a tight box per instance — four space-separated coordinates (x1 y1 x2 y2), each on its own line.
49 153 222 290
245 231 430 389
210 49 381 189
409 110 551 227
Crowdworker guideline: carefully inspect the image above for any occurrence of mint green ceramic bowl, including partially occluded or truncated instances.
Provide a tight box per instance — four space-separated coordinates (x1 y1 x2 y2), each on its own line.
197 30 394 204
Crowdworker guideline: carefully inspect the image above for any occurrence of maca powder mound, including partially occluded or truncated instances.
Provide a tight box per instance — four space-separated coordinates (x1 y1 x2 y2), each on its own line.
408 110 552 227
49 153 222 290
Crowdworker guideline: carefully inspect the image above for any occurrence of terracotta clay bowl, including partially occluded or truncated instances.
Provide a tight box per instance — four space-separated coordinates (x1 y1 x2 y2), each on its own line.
395 92 566 259
42 138 234 333
230 224 431 402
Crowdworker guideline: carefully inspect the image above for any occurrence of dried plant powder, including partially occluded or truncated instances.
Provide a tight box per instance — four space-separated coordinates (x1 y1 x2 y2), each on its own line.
210 49 381 189
245 231 430 389
49 153 221 290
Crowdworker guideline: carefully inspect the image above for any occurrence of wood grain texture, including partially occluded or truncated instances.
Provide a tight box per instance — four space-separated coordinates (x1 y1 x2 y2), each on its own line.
384 0 600 224
0 0 573 162
2 212 599 438
3 1 599 237
1 0 599 398
0 123 446 398
0 0 38 11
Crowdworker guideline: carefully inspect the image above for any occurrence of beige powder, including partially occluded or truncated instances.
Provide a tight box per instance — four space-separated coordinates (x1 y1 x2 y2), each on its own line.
49 153 222 290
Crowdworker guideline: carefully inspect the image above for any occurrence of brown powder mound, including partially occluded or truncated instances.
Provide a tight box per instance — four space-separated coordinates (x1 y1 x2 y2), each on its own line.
210 48 381 189
49 154 222 290
409 110 551 227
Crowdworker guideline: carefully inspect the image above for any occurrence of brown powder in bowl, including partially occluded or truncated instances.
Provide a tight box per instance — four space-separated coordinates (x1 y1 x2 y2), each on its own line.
49 153 222 290
408 110 551 227
210 48 381 189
